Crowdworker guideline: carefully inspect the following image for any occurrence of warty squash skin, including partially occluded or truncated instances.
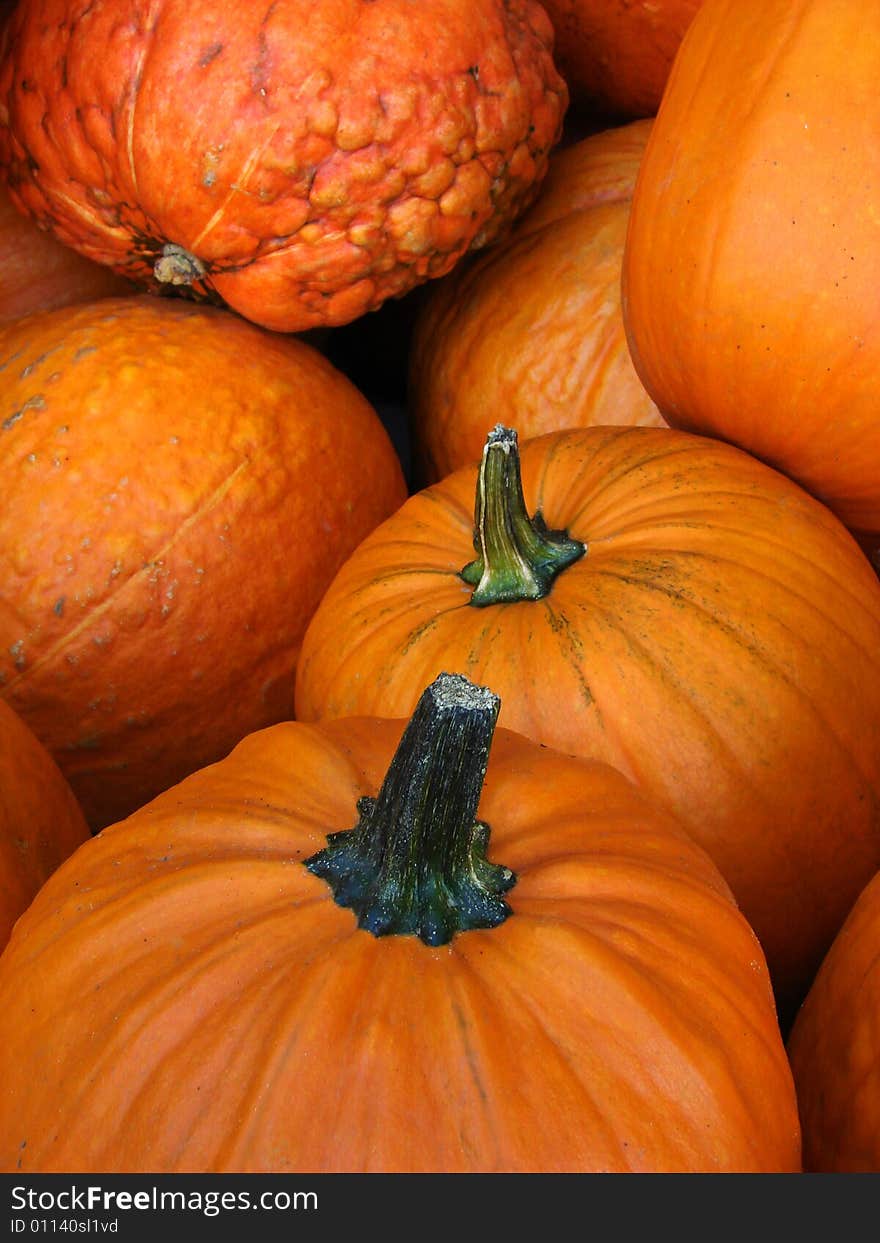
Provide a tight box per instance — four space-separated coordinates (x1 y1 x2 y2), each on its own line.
0 674 801 1173
0 696 88 950
0 295 407 831
409 119 664 486
539 0 704 119
295 424 880 1023
787 869 880 1172
622 0 880 537
0 0 567 332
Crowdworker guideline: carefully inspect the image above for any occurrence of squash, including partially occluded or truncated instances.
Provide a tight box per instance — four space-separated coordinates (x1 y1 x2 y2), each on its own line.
295 424 880 1022
0 0 567 333
622 0 880 537
539 0 704 119
0 672 801 1172
787 869 880 1171
0 696 88 950
0 181 133 323
409 119 664 486
0 295 407 830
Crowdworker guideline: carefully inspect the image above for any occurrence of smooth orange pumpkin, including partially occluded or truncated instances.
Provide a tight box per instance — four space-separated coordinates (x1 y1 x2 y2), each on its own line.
622 0 880 537
0 181 133 323
409 119 664 485
0 295 407 831
0 696 88 950
787 870 880 1171
0 672 801 1173
0 0 567 333
539 0 704 119
296 424 880 1022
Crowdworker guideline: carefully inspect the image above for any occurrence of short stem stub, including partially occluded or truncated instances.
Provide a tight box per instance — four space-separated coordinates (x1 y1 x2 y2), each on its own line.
304 672 516 946
154 243 206 286
461 424 586 606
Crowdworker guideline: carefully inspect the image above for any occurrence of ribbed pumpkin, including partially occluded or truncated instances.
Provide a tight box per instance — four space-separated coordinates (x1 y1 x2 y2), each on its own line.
295 424 880 1022
788 870 880 1171
0 673 801 1173
0 295 406 830
0 0 567 333
539 0 704 118
409 119 664 486
0 696 88 950
622 0 880 538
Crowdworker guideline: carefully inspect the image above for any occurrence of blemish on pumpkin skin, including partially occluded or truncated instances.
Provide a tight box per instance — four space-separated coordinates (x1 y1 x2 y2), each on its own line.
2 393 47 430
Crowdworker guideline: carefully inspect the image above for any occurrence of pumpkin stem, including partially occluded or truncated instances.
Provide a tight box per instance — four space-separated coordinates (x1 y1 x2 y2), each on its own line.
304 672 515 945
154 243 206 287
461 425 585 606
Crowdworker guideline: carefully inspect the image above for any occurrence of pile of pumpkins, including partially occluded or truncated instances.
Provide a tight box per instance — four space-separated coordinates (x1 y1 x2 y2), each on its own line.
0 0 877 1174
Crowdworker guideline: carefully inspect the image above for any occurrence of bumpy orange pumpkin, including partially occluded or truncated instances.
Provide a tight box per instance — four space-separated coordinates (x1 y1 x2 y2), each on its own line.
540 0 703 118
787 870 880 1171
622 0 880 537
0 0 567 333
409 119 664 485
0 697 88 949
0 295 406 830
296 424 880 1022
0 673 801 1173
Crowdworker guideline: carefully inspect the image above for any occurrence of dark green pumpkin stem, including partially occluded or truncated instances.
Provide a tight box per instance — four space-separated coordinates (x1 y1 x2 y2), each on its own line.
461 424 586 606
304 672 515 946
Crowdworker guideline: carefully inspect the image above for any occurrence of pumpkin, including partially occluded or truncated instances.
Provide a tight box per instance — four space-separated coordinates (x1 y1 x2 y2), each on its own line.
0 181 133 323
0 671 801 1173
0 294 407 831
295 424 880 1023
539 0 704 119
622 0 880 538
409 119 664 486
0 0 567 334
787 869 880 1171
0 696 88 950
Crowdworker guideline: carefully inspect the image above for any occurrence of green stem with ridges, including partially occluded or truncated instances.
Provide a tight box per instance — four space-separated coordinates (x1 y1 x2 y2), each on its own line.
461 424 586 606
304 673 516 945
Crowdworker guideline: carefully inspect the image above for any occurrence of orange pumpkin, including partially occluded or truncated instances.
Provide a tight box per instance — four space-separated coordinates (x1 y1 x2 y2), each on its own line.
0 672 801 1173
622 0 880 537
0 182 133 323
787 869 880 1171
0 295 406 830
540 0 704 119
0 0 567 333
296 424 880 1022
0 697 88 950
409 119 664 485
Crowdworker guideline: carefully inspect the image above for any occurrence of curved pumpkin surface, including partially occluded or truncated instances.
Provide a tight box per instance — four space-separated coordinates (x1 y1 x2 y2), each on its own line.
0 296 407 830
540 0 704 118
0 705 800 1173
0 183 133 323
295 425 880 1020
0 0 567 333
788 870 880 1171
622 0 880 534
0 697 88 949
409 120 663 485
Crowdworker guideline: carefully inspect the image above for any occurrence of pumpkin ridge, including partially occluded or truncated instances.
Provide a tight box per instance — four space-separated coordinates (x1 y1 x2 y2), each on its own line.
2 454 252 696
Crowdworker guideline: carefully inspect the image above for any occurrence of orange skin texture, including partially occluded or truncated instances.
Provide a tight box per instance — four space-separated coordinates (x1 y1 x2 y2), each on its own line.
622 0 880 535
0 713 801 1173
0 697 88 950
0 182 133 323
0 0 567 333
788 870 880 1171
409 119 664 485
295 425 880 1022
0 295 407 830
540 0 704 118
